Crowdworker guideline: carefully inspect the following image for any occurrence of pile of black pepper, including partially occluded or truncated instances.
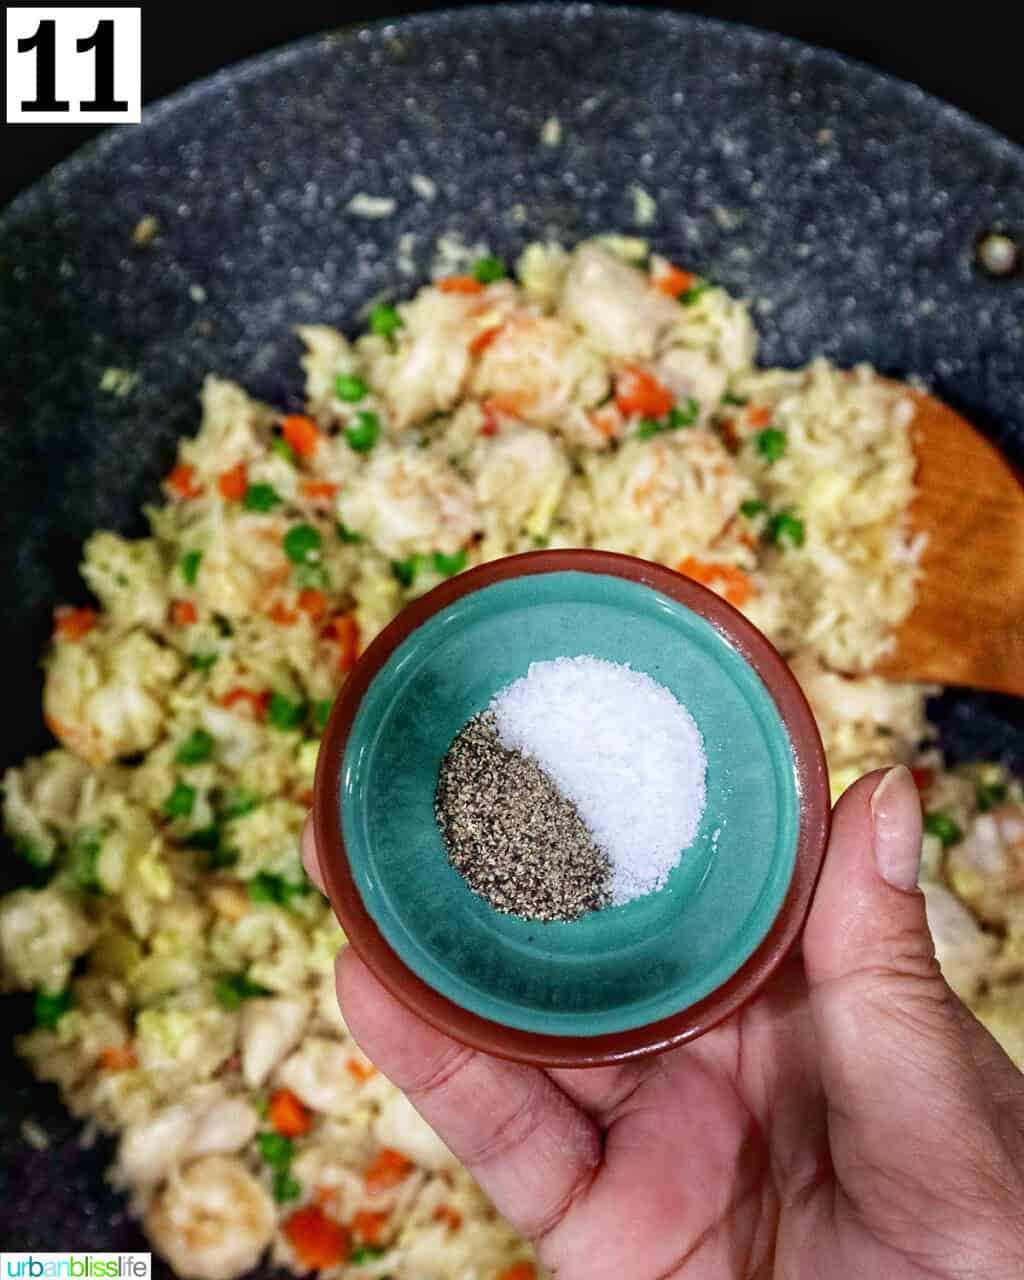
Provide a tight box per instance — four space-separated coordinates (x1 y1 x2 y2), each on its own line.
435 711 611 922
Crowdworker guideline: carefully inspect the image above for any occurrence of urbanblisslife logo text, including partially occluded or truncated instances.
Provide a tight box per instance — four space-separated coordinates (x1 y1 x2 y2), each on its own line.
1 1257 150 1279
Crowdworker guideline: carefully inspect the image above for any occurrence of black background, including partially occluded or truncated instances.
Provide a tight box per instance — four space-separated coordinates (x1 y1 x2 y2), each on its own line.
3 0 1024 208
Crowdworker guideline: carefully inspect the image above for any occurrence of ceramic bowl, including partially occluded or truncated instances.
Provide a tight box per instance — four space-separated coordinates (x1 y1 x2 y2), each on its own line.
313 550 830 1066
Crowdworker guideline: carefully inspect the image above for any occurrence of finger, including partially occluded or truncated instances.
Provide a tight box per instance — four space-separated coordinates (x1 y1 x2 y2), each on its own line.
336 947 602 1242
546 1062 648 1122
803 767 1018 1211
301 815 326 894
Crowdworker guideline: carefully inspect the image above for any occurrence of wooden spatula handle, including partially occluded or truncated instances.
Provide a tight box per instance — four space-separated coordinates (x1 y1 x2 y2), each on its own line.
876 391 1024 697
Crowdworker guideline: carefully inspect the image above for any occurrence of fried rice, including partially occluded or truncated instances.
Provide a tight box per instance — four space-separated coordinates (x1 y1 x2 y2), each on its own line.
2 238 1021 1280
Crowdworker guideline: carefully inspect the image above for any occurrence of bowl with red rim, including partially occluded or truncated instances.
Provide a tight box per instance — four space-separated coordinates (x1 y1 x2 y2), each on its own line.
313 549 830 1066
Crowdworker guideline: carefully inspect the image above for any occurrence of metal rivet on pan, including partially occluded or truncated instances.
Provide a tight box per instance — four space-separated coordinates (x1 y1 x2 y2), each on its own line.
976 230 1020 277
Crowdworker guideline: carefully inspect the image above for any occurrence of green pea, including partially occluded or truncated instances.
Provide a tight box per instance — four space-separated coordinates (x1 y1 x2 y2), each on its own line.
756 427 787 462
176 728 214 765
345 411 381 453
472 255 507 284
282 524 322 564
369 305 403 337
336 373 368 402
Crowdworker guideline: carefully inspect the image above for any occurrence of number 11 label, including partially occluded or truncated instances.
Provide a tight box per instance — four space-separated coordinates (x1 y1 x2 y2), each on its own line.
5 8 141 124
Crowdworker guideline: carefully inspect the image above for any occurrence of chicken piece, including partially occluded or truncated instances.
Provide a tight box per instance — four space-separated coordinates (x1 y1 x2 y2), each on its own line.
116 1084 259 1188
239 995 310 1088
946 805 1024 927
337 443 479 562
2 751 90 865
291 1143 367 1222
145 1154 275 1280
184 376 277 476
366 288 478 428
921 882 997 1002
567 430 746 566
193 512 293 618
470 314 608 427
134 1006 237 1085
655 348 728 422
81 532 168 631
559 242 681 361
473 428 571 550
44 630 181 765
0 885 95 993
373 1089 457 1173
276 1036 361 1116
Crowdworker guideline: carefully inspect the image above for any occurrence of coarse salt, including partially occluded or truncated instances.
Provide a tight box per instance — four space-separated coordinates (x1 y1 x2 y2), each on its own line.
491 656 707 904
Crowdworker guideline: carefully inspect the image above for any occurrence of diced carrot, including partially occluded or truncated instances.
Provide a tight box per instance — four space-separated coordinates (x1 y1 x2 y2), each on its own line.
100 1044 137 1072
652 264 696 298
302 480 339 503
433 1205 462 1232
363 1147 413 1196
166 462 203 499
268 1087 312 1137
351 1210 389 1245
615 366 673 418
497 1264 537 1280
469 324 502 356
588 406 622 440
484 393 525 418
315 1186 340 1210
217 463 248 501
283 1206 351 1270
746 405 773 428
910 767 935 793
170 600 198 627
480 393 524 436
221 687 271 718
676 558 754 609
298 588 328 619
329 613 360 673
346 1057 378 1083
282 414 321 458
437 275 485 294
44 714 69 741
269 601 299 625
55 606 98 642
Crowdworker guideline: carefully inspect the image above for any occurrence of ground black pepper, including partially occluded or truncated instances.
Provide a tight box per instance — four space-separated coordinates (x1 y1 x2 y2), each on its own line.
435 711 611 922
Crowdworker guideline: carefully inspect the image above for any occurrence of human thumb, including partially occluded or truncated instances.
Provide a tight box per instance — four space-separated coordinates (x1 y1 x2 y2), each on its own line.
803 766 1000 1214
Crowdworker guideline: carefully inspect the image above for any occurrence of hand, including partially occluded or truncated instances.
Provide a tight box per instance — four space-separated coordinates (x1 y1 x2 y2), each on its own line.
304 768 1024 1278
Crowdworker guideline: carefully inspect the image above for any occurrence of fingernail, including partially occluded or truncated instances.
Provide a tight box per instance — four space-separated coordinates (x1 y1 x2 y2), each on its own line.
870 765 923 891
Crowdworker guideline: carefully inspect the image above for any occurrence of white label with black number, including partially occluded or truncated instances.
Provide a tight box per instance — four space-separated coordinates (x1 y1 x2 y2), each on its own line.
5 7 141 124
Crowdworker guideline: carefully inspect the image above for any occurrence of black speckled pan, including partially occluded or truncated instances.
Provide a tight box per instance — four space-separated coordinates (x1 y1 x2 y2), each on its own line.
1 5 1022 1258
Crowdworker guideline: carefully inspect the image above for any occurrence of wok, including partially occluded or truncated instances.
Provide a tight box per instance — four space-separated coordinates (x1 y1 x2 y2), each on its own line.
1 5 1023 1258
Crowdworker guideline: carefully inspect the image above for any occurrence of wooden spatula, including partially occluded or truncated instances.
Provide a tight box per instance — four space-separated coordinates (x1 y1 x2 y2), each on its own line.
875 389 1024 697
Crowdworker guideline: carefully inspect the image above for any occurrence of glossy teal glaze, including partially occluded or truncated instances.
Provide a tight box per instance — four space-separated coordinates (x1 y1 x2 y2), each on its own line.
340 572 799 1036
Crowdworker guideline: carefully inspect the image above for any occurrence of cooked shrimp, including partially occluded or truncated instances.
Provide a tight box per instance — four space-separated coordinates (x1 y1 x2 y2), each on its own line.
239 995 310 1088
560 242 680 360
373 1089 457 1173
471 314 608 427
145 1154 275 1280
337 444 479 562
276 1036 362 1115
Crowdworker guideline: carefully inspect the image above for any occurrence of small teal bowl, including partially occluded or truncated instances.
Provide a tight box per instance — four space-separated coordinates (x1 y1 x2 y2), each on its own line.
314 551 829 1066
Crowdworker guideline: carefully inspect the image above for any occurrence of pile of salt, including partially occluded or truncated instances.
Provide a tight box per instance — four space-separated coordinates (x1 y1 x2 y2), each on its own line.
490 656 707 904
